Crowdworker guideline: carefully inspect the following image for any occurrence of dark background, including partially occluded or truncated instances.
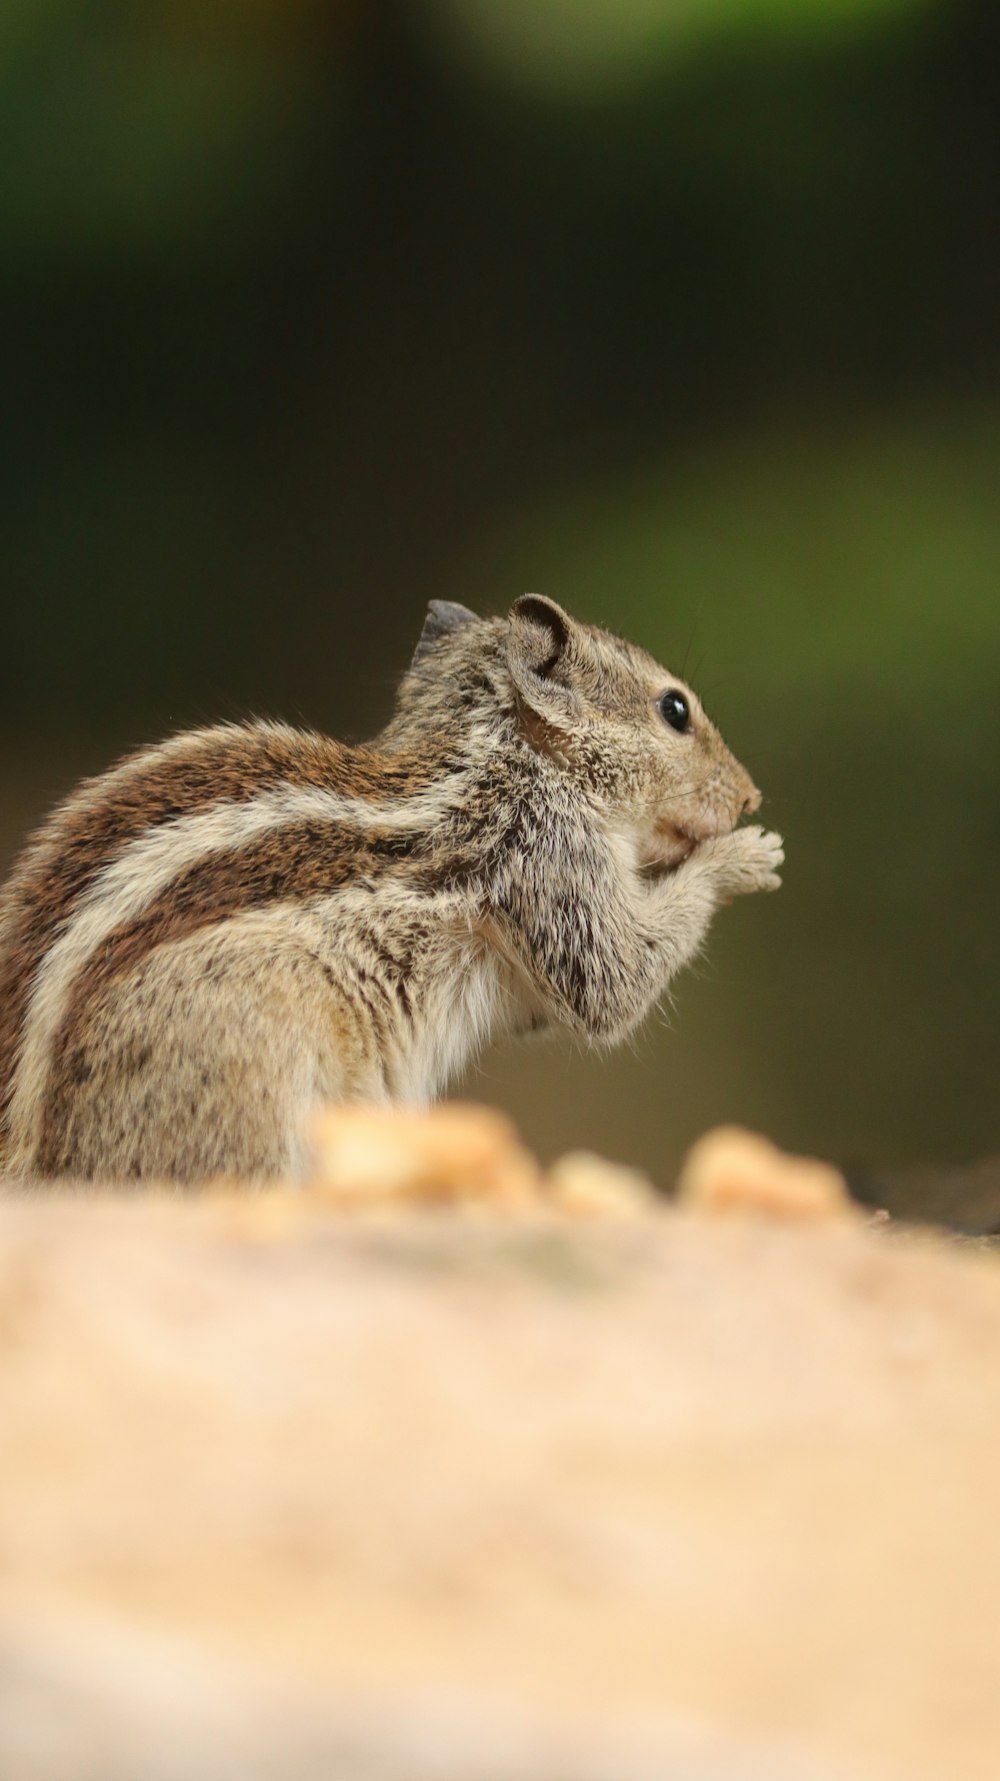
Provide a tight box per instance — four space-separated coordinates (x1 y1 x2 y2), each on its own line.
2 0 998 1192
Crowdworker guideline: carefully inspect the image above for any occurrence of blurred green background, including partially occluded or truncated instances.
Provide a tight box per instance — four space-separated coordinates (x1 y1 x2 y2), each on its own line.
1 0 997 1192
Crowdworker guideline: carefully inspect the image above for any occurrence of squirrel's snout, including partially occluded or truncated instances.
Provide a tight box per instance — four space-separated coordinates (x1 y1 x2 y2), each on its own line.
741 782 762 817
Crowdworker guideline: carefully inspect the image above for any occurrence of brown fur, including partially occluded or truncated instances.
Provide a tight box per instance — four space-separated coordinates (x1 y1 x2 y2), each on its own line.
0 725 438 1133
37 825 431 1172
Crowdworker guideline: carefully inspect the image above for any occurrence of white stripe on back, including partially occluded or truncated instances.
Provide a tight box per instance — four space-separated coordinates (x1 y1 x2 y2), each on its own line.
7 778 456 1168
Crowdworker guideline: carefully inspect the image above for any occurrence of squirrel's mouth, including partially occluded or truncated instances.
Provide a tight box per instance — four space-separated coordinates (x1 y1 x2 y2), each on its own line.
640 805 745 877
638 824 699 877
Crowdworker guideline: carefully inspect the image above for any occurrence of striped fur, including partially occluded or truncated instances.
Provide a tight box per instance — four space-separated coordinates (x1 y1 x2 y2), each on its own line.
13 784 454 1173
0 597 782 1184
0 724 439 1125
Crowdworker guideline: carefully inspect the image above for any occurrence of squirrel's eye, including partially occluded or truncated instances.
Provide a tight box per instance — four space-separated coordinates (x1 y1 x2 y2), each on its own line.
658 689 690 733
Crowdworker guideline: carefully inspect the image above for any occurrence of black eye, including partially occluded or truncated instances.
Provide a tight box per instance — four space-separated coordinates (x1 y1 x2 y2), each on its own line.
658 689 690 733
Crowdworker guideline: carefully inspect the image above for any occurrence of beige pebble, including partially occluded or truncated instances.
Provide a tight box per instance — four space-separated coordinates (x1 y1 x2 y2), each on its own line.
676 1125 855 1221
546 1150 657 1219
306 1101 542 1208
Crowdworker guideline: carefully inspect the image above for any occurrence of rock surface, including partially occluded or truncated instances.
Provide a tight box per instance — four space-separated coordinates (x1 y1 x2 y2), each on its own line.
1 1166 999 1779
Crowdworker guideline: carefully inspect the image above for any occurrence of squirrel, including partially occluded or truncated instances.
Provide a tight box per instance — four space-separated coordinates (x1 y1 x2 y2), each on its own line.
0 595 782 1184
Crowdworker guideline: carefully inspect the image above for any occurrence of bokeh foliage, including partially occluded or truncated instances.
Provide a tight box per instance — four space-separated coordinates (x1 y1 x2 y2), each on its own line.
0 0 996 1183
431 0 930 97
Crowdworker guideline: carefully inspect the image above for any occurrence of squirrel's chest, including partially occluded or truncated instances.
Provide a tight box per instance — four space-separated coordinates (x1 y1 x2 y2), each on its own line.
301 889 512 1103
396 947 510 1102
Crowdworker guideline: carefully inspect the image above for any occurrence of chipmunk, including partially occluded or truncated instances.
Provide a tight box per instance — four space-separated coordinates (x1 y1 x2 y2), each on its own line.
0 596 782 1184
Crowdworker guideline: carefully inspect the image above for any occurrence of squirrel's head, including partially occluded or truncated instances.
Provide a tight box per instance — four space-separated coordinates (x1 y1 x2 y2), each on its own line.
390 595 761 870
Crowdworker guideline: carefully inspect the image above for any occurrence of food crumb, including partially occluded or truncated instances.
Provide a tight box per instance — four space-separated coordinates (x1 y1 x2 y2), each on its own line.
676 1125 856 1221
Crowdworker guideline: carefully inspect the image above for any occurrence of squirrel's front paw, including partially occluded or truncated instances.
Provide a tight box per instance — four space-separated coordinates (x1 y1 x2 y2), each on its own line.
707 825 784 898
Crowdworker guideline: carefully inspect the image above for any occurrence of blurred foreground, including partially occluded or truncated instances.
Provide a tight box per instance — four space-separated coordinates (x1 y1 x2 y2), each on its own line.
2 1112 1000 1780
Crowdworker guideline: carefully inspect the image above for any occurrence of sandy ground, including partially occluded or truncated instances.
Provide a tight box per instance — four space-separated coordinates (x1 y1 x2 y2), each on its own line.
0 1187 999 1780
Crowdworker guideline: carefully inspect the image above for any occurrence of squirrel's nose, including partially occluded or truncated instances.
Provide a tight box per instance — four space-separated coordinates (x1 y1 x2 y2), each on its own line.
741 782 762 816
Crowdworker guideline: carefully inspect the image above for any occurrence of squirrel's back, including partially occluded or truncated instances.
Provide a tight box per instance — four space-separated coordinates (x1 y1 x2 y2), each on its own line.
0 720 451 1179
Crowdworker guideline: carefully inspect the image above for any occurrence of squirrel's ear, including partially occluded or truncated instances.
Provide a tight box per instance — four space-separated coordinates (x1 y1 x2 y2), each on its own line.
507 594 572 685
411 600 478 667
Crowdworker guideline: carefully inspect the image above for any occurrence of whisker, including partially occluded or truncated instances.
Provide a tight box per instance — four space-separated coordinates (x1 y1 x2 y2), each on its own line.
680 611 703 683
